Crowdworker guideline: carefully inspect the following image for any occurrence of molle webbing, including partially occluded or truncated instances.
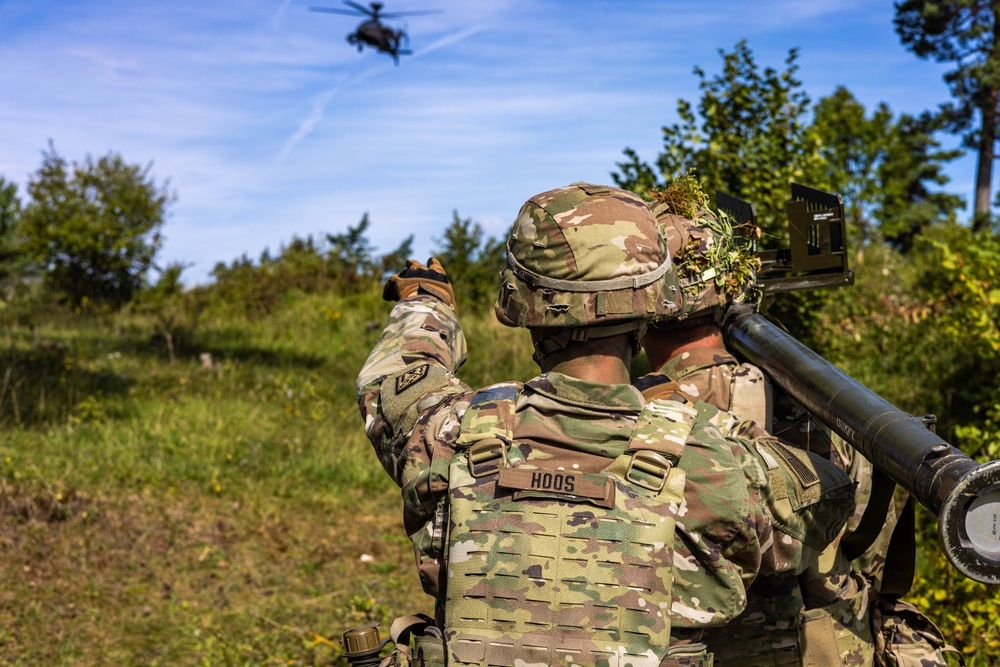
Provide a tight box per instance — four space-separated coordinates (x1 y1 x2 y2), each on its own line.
445 386 696 667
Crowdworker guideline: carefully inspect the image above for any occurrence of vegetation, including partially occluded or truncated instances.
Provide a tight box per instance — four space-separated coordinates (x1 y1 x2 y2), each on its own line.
19 142 175 307
2 12 1000 664
895 0 1000 229
615 40 1000 664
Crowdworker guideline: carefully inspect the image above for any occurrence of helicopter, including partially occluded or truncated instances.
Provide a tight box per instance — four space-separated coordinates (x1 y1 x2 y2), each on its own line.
310 1 441 65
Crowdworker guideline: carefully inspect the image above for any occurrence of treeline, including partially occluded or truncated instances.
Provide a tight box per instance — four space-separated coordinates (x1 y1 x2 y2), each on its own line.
206 211 504 317
609 41 1000 455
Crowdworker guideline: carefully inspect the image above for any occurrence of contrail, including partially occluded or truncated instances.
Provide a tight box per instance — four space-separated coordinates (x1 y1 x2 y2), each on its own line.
272 0 294 29
277 85 341 163
277 27 485 162
410 26 486 60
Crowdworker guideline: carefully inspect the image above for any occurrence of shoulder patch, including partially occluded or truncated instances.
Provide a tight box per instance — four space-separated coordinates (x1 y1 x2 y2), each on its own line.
381 364 453 437
395 364 429 393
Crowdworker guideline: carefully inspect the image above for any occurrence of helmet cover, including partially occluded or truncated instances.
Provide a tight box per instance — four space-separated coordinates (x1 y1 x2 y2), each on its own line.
495 182 681 329
650 200 759 322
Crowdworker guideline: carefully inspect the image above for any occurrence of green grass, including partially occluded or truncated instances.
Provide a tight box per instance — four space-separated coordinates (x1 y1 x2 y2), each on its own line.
0 288 544 665
0 285 995 665
0 291 424 665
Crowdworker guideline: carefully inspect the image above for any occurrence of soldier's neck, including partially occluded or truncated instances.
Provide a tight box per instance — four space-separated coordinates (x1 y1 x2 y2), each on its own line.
541 353 632 385
644 323 725 371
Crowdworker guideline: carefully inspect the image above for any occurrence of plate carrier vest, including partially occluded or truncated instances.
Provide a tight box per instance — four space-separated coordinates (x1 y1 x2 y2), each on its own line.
441 382 698 667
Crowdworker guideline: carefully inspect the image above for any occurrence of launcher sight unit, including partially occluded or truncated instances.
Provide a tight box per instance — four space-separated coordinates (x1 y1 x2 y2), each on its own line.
717 183 853 293
718 185 1000 584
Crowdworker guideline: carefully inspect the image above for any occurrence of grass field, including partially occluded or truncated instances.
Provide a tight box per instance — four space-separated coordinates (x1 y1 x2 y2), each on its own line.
0 287 994 665
0 290 450 665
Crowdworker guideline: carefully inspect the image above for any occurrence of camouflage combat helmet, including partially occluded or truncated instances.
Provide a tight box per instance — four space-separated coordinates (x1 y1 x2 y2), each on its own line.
496 182 680 357
650 201 757 322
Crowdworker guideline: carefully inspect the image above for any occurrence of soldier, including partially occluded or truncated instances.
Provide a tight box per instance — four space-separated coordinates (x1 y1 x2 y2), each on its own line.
357 182 856 667
636 198 961 667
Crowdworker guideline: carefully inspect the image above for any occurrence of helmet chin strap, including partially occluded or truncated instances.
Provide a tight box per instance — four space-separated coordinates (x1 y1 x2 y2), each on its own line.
531 320 648 365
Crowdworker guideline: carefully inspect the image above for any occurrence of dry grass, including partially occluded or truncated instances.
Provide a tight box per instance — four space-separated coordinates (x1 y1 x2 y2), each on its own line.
0 480 427 665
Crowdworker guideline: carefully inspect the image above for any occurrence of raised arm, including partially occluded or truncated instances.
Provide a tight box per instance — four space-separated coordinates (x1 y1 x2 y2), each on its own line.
356 258 471 482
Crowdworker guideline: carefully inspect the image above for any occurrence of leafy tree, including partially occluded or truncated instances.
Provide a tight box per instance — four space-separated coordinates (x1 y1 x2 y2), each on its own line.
326 213 414 284
379 233 414 277
130 261 194 365
614 41 825 243
810 88 893 236
434 211 504 311
0 177 19 234
895 0 1000 230
0 177 25 283
615 44 964 250
327 213 377 280
811 87 964 250
613 43 965 341
19 142 174 306
873 111 965 249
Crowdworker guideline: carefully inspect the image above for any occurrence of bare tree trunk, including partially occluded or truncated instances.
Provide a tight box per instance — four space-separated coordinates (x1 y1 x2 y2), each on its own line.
974 5 1000 232
164 330 176 366
974 90 997 231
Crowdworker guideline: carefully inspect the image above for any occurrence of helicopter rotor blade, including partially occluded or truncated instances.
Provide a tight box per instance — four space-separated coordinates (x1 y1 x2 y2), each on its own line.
341 0 376 15
310 6 367 16
380 9 443 18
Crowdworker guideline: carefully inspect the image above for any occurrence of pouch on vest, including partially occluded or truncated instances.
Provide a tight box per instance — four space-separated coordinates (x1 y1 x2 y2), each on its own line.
871 598 964 667
752 437 857 554
444 384 696 667
374 614 446 667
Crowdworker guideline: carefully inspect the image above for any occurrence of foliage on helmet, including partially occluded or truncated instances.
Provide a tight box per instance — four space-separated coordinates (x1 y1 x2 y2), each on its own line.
495 182 681 329
648 173 761 320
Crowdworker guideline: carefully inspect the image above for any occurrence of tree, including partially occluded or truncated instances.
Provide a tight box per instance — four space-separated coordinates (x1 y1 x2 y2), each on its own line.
327 213 377 280
614 41 826 243
895 0 1000 230
20 142 174 306
0 177 24 283
130 262 193 365
613 42 965 341
614 45 963 251
873 111 966 248
326 213 414 283
434 211 504 311
811 87 964 250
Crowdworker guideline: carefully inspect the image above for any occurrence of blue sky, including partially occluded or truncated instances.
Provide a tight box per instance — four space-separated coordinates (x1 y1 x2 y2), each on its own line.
0 0 964 284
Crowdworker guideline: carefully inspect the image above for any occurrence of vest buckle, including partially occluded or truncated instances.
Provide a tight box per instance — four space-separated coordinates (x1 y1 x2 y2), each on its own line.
467 439 508 477
626 450 672 492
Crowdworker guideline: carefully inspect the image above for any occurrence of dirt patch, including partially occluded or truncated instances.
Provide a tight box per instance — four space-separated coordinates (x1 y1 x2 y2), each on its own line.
0 483 427 665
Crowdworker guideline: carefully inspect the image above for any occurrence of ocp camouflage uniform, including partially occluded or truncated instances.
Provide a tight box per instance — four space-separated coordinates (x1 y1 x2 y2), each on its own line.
357 184 857 667
638 202 960 667
638 350 875 666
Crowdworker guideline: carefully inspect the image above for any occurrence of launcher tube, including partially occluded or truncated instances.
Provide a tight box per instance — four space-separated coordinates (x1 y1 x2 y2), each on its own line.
723 304 1000 584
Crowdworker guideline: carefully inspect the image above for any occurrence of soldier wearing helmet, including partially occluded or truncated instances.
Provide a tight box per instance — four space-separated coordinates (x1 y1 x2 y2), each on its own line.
635 192 959 666
357 183 855 667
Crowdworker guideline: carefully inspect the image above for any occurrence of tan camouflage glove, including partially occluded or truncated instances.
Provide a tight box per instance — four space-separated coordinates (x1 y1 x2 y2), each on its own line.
382 257 457 310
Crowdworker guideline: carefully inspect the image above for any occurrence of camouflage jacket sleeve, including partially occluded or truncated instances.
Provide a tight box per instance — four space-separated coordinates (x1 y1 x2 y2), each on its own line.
671 404 858 628
356 295 471 484
732 421 858 578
